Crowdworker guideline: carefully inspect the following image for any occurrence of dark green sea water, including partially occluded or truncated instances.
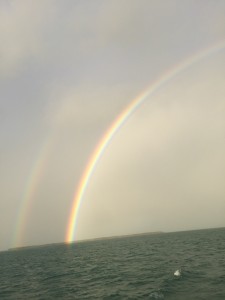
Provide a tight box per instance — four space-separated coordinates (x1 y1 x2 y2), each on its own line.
0 228 225 299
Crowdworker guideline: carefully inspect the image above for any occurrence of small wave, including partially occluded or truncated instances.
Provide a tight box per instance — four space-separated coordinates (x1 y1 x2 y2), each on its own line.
149 291 164 299
42 271 74 281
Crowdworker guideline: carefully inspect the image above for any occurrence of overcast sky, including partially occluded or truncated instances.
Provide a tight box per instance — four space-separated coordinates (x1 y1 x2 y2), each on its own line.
0 0 225 251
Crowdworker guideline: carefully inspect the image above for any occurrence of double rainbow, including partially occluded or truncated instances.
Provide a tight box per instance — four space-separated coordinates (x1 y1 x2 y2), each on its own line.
12 41 225 247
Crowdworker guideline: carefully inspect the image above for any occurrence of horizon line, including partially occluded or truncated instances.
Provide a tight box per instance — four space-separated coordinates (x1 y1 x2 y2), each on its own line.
7 226 225 252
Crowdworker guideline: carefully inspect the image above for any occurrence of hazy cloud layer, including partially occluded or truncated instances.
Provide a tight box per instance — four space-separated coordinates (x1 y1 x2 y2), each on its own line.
0 0 225 250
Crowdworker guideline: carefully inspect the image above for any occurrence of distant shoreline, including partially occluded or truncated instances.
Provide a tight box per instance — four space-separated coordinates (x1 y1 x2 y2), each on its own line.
7 227 225 252
8 231 163 252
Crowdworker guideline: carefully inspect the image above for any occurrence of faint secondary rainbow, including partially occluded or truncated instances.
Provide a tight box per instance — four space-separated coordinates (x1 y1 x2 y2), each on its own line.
12 138 53 248
66 41 225 243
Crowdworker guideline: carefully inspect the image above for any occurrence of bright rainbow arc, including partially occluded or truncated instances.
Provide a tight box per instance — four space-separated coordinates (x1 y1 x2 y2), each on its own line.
66 41 225 243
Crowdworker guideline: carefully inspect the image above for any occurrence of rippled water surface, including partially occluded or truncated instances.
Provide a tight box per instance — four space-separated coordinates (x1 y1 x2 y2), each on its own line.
1 228 225 299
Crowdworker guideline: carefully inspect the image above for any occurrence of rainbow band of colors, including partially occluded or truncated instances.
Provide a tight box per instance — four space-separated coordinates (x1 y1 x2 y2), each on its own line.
66 40 225 243
13 139 53 248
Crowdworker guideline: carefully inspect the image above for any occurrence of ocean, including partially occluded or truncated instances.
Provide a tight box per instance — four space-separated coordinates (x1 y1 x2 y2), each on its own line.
0 227 225 299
